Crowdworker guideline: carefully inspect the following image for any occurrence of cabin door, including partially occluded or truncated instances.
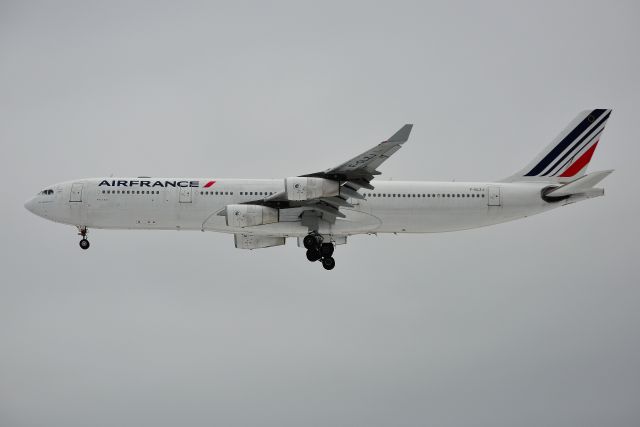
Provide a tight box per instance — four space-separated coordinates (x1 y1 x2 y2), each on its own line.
179 187 192 203
70 183 83 202
487 186 501 206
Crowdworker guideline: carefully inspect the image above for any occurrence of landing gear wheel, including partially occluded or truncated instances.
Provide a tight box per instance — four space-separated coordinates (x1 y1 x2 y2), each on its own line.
303 234 321 250
322 256 335 270
320 243 334 257
306 248 321 262
79 238 90 250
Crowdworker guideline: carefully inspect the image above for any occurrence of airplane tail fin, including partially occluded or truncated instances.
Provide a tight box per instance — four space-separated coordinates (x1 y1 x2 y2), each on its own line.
504 109 612 183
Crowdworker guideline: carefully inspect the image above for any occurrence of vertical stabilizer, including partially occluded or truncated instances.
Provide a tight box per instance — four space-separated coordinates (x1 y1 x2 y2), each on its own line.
505 109 612 183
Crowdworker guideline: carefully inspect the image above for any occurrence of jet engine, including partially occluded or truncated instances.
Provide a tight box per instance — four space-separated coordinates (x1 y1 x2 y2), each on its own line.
285 177 339 201
225 204 279 227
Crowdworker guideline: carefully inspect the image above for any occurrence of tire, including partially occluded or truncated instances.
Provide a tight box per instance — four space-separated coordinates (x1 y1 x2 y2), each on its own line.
322 256 335 270
79 239 90 250
320 242 334 257
306 248 321 262
303 234 318 250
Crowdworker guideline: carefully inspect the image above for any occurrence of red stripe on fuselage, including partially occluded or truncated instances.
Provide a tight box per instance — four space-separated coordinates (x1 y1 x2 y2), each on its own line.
203 180 216 188
559 141 599 177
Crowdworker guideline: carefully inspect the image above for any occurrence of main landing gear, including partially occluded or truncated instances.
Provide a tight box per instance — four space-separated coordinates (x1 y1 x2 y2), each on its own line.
78 226 90 250
304 233 335 270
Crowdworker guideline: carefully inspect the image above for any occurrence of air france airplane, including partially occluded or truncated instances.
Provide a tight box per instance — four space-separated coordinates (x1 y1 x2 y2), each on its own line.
25 109 612 270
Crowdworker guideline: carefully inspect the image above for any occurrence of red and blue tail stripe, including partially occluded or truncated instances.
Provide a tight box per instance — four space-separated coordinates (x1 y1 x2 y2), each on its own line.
504 109 612 183
524 109 611 177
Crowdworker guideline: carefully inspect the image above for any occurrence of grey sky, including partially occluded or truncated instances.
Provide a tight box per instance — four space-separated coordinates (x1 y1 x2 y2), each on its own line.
1 1 639 426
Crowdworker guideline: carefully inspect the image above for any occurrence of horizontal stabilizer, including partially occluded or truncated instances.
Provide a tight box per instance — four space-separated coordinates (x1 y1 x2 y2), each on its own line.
545 170 613 197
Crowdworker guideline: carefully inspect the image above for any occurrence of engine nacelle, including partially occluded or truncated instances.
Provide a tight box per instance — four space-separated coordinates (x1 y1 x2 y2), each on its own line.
285 177 339 201
225 204 279 228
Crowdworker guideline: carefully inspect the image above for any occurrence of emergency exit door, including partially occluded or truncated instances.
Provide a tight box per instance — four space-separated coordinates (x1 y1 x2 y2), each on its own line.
487 186 501 206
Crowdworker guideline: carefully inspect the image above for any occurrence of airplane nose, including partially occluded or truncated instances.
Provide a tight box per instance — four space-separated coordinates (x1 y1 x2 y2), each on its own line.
24 198 36 214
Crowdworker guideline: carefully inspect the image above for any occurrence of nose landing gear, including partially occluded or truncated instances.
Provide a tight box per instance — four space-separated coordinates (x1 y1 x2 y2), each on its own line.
78 226 90 250
304 233 336 270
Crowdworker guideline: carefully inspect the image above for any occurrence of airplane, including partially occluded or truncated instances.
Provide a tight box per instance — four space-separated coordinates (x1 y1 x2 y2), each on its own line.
25 109 613 270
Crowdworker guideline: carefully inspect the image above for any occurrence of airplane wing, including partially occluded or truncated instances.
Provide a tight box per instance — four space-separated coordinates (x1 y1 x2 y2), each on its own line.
224 124 413 225
301 124 413 190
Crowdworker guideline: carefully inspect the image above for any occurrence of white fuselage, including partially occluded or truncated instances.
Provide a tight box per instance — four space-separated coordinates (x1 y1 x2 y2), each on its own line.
24 177 583 238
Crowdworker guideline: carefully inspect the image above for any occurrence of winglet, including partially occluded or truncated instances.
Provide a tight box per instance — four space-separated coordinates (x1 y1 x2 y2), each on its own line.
387 124 413 143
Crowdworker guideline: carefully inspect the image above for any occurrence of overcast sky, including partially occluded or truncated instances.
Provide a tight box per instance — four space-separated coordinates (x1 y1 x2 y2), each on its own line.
1 1 639 426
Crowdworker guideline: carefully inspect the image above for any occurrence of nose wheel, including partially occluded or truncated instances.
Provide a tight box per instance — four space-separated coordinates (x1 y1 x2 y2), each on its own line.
77 226 90 250
304 233 336 270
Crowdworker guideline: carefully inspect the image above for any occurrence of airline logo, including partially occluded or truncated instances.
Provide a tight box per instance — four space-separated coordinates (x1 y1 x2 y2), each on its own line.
98 179 216 188
525 109 611 178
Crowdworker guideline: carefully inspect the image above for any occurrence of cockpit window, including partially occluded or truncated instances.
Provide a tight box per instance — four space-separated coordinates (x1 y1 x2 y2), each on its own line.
39 189 54 195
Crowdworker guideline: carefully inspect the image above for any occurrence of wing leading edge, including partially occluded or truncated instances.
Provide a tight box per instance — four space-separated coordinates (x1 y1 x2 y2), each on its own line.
302 124 413 190
230 124 413 225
